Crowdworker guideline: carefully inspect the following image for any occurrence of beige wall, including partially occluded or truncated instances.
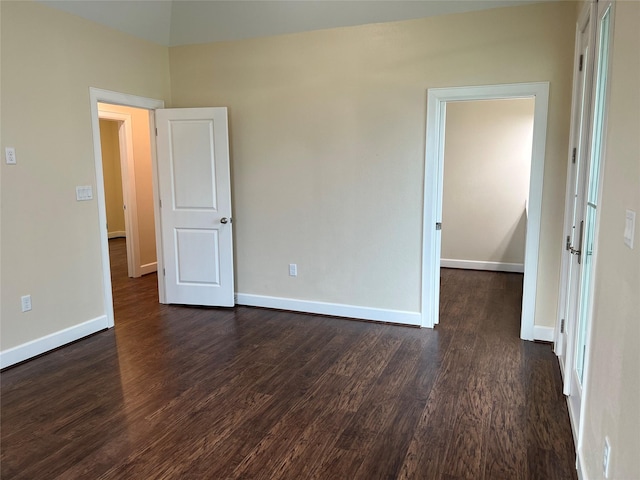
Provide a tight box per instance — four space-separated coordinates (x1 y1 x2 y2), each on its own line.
169 1 575 324
99 104 157 267
99 119 126 236
581 2 640 478
0 1 170 350
0 0 576 351
442 99 534 265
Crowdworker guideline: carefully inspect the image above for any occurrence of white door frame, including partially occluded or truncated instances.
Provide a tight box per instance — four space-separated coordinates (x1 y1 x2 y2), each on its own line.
422 82 550 341
89 87 165 328
97 108 139 278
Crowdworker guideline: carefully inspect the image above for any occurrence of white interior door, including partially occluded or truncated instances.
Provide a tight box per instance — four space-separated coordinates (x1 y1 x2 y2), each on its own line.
155 107 234 307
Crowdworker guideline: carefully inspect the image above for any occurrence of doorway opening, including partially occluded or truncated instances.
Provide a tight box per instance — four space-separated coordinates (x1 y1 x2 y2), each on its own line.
97 103 159 323
422 83 550 341
90 88 165 327
91 89 235 326
438 98 534 334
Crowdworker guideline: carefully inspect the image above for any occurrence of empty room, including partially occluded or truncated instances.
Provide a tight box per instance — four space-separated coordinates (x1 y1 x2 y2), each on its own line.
1 1 638 479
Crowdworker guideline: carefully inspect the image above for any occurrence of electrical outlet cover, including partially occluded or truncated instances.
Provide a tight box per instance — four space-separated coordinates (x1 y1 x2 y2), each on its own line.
5 147 16 165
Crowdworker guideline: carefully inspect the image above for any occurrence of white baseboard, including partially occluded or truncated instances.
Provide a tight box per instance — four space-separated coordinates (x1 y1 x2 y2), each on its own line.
139 262 157 275
533 325 555 342
0 315 109 369
235 293 421 326
440 258 524 273
108 231 126 239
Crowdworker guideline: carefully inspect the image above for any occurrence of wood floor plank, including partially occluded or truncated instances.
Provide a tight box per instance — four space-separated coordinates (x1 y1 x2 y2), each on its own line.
268 408 356 479
398 392 460 479
352 393 427 480
309 447 366 480
0 244 578 480
439 336 494 479
483 339 528 480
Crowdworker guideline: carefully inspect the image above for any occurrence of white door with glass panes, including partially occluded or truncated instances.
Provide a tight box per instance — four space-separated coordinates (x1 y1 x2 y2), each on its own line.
560 0 614 439
559 2 594 416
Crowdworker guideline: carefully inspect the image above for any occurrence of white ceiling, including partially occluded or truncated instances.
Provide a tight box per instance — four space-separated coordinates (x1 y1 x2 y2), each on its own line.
39 0 548 47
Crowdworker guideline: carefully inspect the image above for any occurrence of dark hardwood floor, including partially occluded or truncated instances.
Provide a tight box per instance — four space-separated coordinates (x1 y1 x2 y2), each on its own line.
1 239 576 479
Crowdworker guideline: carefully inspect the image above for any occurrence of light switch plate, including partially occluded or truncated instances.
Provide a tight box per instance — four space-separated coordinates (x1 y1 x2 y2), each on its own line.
624 210 635 249
76 186 93 201
21 295 32 312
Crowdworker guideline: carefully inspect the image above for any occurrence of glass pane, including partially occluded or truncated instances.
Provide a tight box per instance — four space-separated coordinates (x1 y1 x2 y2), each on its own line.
570 58 588 244
576 204 597 382
587 8 611 206
575 6 611 385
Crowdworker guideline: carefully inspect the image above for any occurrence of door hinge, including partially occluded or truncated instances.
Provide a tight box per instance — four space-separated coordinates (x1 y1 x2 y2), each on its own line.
579 54 584 72
572 147 577 164
560 318 565 334
155 128 158 136
159 199 162 208
436 222 442 231
163 268 166 276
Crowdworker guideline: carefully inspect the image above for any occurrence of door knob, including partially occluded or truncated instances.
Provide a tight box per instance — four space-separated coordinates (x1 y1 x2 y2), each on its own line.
220 217 229 224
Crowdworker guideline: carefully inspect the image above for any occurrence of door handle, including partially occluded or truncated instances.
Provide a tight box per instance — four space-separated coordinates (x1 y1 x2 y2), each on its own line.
569 220 584 264
577 219 584 264
220 217 229 224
